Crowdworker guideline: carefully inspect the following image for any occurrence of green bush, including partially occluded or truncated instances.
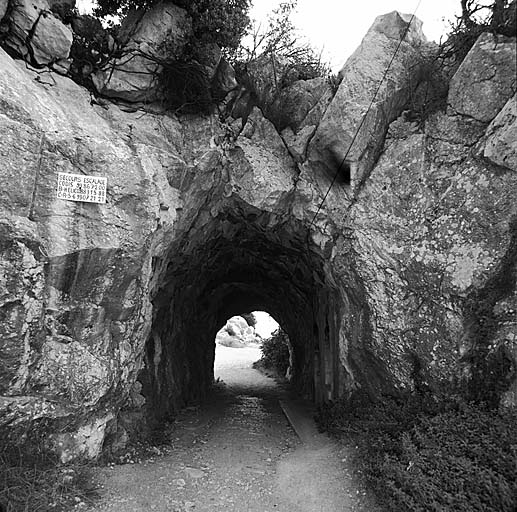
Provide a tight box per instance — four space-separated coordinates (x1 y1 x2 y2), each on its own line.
232 0 331 98
257 328 290 376
159 60 213 114
88 0 251 112
317 394 517 512
175 0 250 52
381 407 517 511
93 0 251 53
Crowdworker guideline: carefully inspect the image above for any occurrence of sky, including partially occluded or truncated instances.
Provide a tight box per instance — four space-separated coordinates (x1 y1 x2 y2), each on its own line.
253 311 279 338
77 0 461 70
248 0 461 70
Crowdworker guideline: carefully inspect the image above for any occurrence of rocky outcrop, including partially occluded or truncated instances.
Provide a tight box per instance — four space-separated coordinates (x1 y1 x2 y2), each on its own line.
448 33 517 123
239 56 333 136
0 16 516 463
275 77 332 132
31 10 73 65
92 2 192 102
278 77 333 163
90 2 237 106
307 11 428 188
480 93 517 171
2 0 73 65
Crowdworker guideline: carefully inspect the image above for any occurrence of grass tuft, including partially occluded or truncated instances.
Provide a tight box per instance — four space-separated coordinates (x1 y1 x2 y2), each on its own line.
0 442 97 512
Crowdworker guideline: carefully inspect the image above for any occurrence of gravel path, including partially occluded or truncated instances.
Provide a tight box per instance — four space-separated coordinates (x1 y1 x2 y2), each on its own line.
86 346 379 512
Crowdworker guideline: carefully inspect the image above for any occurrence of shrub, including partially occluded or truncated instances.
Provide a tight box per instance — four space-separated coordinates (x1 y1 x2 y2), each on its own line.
86 0 251 113
69 14 116 88
93 0 251 53
404 50 450 125
232 0 330 84
317 393 517 512
175 0 250 53
256 328 290 376
381 407 517 511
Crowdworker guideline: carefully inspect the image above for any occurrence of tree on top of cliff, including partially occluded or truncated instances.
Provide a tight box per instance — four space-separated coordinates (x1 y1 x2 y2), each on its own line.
231 0 329 81
459 0 516 35
443 0 516 64
93 0 251 52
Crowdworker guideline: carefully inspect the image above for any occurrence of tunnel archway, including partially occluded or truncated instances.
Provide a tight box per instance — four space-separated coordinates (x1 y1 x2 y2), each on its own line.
139 199 349 422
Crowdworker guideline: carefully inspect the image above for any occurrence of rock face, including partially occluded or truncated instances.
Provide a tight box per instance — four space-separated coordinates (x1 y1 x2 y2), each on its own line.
240 56 332 135
2 0 72 64
448 33 517 123
0 17 516 462
31 10 73 65
307 11 429 189
480 93 517 170
0 0 8 21
93 2 192 102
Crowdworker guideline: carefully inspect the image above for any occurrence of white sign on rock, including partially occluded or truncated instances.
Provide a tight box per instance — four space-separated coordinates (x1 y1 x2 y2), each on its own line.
57 172 107 204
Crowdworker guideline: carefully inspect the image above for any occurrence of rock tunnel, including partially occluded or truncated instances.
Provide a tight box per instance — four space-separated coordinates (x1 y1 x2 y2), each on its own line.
140 198 355 423
1 6 516 463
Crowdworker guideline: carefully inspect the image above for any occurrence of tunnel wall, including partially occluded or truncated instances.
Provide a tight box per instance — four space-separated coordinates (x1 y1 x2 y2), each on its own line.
141 203 345 421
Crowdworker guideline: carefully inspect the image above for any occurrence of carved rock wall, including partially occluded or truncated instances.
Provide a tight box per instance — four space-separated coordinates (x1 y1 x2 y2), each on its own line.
0 14 516 461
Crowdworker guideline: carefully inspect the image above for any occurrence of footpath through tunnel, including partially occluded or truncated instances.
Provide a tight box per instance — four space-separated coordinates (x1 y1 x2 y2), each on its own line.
139 204 348 423
93 310 379 512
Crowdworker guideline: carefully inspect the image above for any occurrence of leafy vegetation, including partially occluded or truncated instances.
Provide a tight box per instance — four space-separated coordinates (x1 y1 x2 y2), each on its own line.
68 14 116 88
317 392 517 512
159 59 214 114
93 0 251 53
254 328 291 376
67 0 333 114
81 0 251 113
232 0 329 79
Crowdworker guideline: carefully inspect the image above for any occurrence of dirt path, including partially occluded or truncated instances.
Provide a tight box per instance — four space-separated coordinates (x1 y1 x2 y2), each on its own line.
87 346 379 512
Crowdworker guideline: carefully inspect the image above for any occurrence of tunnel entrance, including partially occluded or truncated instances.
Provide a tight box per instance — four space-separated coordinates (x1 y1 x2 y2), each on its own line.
139 201 346 423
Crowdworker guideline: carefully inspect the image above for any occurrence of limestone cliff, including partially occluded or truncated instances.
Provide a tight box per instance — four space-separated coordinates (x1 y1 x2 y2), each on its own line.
0 4 516 461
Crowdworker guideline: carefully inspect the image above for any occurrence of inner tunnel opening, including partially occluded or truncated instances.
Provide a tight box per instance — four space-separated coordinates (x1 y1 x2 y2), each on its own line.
214 312 293 389
139 202 348 424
